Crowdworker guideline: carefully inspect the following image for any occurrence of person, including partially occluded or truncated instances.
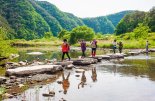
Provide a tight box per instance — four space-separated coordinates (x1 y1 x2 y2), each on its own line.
61 39 70 61
91 67 97 82
78 71 86 89
91 39 97 57
118 41 123 53
62 72 70 94
80 39 86 58
146 40 149 53
112 39 117 54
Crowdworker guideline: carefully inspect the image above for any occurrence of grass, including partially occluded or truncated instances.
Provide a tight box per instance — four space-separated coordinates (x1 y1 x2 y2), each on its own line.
0 67 6 76
10 37 62 47
0 87 6 100
8 32 155 49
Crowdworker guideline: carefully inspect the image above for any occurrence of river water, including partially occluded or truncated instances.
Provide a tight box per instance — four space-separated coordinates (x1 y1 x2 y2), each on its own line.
3 49 155 101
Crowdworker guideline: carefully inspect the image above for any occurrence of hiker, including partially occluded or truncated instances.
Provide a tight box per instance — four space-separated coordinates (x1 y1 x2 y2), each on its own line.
112 39 117 54
61 39 70 61
78 71 86 89
62 72 70 94
91 67 97 82
91 39 97 57
146 40 149 54
118 41 123 53
80 39 86 58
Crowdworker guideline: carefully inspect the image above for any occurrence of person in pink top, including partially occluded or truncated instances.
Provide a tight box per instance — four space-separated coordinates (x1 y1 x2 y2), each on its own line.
91 39 97 57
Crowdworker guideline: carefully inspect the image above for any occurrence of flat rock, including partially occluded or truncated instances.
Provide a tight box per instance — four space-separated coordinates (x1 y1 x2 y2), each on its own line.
65 64 75 69
54 61 73 66
73 58 97 66
107 53 124 59
149 49 155 52
31 74 56 81
93 55 111 60
27 52 44 55
128 52 141 55
6 65 63 76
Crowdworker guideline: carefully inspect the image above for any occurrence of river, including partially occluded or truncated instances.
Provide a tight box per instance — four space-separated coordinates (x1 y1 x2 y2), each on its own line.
2 48 155 101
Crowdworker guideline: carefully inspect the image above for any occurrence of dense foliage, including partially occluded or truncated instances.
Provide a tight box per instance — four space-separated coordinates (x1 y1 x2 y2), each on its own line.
37 1 84 31
115 8 155 35
147 7 155 32
115 11 146 35
0 0 130 40
0 27 16 58
0 0 154 41
29 0 62 36
69 26 95 44
0 0 51 40
82 17 115 34
107 11 133 27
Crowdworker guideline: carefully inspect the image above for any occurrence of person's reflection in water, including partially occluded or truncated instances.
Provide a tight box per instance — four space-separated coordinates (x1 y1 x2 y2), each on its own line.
113 65 117 76
78 71 86 89
91 68 97 82
62 72 70 94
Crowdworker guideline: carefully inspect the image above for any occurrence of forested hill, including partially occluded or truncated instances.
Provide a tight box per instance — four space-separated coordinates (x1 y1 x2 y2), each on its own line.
115 7 155 35
0 0 131 40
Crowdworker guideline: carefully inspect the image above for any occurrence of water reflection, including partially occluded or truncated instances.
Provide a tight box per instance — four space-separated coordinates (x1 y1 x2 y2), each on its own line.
78 71 87 89
91 68 97 82
62 72 70 94
3 51 155 101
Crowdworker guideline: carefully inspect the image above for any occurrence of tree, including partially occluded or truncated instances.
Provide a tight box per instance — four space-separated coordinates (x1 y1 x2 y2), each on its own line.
58 29 70 39
133 23 150 39
44 32 53 39
115 11 146 35
69 26 95 44
0 27 8 40
147 7 155 32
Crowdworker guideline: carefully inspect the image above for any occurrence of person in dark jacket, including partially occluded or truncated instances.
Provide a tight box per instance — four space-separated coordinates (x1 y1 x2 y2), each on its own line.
80 39 86 58
118 41 123 53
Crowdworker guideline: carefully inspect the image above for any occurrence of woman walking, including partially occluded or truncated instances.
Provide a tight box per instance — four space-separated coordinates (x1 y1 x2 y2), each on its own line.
80 39 86 58
61 39 70 61
91 39 97 57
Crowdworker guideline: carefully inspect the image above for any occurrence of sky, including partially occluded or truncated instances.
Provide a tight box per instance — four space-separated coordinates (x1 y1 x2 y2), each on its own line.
40 0 155 18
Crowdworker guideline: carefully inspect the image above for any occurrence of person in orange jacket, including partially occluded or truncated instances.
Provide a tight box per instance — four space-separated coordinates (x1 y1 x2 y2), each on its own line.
61 39 70 61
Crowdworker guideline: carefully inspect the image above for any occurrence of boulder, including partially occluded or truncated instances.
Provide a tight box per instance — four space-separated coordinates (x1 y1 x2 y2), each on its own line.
5 65 63 76
0 76 7 84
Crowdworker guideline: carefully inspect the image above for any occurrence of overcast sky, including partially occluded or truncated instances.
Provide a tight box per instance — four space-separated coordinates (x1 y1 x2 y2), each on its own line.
40 0 155 18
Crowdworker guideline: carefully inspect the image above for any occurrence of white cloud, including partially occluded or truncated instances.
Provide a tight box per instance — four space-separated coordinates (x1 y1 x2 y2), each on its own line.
40 0 155 18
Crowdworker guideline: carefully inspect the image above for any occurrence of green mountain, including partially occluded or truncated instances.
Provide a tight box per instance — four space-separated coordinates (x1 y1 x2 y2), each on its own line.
107 11 133 27
82 17 115 34
0 0 132 40
0 15 15 39
28 0 62 36
0 0 50 40
115 11 147 35
36 1 84 31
